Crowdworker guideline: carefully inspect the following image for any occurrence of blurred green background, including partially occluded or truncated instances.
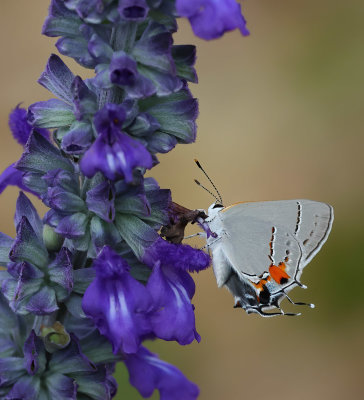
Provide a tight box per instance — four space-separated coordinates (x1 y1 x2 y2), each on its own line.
1 1 363 399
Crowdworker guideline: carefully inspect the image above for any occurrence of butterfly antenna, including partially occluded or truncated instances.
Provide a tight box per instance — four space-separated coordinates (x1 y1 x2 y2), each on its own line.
194 159 223 204
194 180 220 203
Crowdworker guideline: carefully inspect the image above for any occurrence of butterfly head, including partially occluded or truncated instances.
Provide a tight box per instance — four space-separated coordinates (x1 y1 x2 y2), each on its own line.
207 202 224 218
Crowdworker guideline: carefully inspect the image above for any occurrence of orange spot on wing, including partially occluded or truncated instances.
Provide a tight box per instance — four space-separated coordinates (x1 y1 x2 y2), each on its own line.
269 263 290 284
251 276 271 291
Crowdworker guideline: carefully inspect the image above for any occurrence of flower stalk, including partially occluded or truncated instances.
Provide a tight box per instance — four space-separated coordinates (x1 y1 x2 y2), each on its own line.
0 0 249 398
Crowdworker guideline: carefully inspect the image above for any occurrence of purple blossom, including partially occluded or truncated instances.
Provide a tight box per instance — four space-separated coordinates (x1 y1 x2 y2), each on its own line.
8 105 49 145
136 238 210 345
80 103 153 182
125 346 199 400
147 261 201 345
0 164 32 196
176 0 249 40
110 52 138 86
0 106 50 195
8 106 32 144
118 0 149 22
82 246 153 354
143 237 210 273
109 51 156 99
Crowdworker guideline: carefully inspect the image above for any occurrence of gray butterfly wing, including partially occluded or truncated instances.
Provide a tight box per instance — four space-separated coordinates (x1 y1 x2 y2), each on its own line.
219 199 333 283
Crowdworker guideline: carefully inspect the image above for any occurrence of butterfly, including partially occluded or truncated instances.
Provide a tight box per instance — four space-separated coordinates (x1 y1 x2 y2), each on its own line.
193 160 334 317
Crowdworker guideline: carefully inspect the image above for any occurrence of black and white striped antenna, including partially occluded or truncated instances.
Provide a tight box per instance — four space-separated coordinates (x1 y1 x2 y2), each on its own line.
194 159 223 205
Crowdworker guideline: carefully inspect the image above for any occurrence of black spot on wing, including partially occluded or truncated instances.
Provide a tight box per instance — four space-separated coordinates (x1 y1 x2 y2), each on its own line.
304 204 333 262
259 286 271 304
295 201 302 235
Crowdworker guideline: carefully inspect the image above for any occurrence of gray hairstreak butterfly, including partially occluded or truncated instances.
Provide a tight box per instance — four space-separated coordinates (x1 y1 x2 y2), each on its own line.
192 160 334 317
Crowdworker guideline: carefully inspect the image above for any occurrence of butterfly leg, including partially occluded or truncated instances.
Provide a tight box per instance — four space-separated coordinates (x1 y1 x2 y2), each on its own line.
200 235 222 250
246 307 284 317
183 232 207 240
245 306 301 317
283 292 315 308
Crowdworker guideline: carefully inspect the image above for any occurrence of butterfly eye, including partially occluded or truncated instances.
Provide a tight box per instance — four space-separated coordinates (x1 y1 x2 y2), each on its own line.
213 204 224 209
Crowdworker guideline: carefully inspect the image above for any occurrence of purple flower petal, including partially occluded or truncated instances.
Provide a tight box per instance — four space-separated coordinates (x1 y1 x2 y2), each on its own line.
80 103 153 182
143 237 210 273
118 0 149 21
82 246 152 354
176 0 249 40
147 262 201 345
110 51 138 86
8 105 49 145
125 346 199 400
0 164 34 196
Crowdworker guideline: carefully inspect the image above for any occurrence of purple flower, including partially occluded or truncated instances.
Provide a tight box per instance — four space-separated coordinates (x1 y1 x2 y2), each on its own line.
125 346 199 400
82 246 153 354
8 106 32 144
8 105 49 145
0 106 50 195
147 261 201 345
0 164 32 196
80 103 153 182
118 0 149 22
176 0 249 40
110 52 138 86
109 51 156 99
141 238 209 344
143 237 210 273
